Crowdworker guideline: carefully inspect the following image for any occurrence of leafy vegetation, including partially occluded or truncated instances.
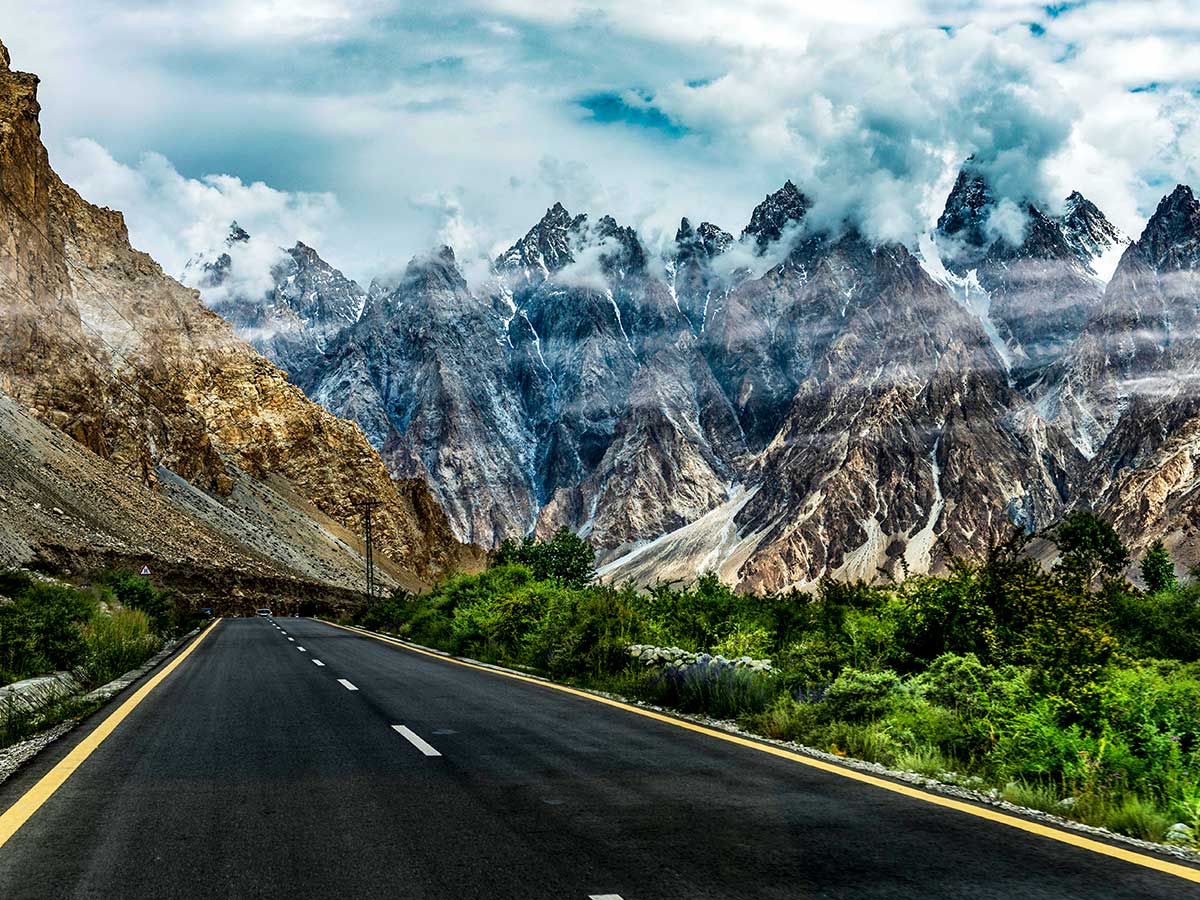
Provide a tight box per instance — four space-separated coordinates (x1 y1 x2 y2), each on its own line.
0 569 189 747
348 515 1200 848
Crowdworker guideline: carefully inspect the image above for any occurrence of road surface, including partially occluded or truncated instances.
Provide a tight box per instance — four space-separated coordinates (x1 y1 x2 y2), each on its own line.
0 617 1195 899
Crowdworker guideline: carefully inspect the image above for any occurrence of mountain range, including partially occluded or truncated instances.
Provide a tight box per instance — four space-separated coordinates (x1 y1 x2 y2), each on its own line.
183 146 1200 590
5 30 1197 596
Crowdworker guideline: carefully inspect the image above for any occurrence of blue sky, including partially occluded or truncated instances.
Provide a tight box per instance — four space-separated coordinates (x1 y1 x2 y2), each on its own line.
2 1 1198 285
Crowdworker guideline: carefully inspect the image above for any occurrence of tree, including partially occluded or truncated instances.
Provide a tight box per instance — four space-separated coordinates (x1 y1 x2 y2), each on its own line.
1140 540 1177 594
488 529 596 588
1049 511 1129 590
533 528 596 587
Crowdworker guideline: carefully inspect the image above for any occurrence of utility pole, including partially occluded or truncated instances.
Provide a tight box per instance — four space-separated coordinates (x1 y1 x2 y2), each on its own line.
351 500 381 603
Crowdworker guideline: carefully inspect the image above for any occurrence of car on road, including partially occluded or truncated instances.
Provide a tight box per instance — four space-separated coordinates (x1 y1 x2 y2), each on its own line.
255 608 272 617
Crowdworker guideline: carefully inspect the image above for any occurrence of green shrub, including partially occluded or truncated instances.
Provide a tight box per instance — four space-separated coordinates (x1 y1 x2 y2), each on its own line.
821 668 902 722
1001 780 1063 814
894 746 952 777
882 696 969 758
743 696 824 745
0 580 97 681
1140 540 1177 594
991 699 1088 783
825 720 901 766
492 529 596 588
714 622 772 660
1106 796 1174 842
100 571 174 635
82 608 159 684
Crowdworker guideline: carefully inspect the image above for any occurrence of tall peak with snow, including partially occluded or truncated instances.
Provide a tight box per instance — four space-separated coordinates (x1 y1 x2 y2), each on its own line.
1132 184 1200 271
742 180 811 248
495 202 588 279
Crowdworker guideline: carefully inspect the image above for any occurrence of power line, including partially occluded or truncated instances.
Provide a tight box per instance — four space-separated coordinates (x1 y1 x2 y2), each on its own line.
350 500 381 602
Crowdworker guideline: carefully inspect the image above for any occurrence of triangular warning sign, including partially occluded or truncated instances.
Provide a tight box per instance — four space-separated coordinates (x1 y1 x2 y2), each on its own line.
140 565 151 576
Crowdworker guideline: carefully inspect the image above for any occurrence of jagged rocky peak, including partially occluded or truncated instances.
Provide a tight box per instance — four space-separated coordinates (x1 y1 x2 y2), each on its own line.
274 240 366 326
398 244 469 295
675 217 733 261
495 201 587 277
984 203 1074 263
937 163 1124 275
1134 184 1200 269
0 38 10 72
1058 190 1125 262
936 165 994 252
595 213 647 275
226 221 250 245
742 179 811 248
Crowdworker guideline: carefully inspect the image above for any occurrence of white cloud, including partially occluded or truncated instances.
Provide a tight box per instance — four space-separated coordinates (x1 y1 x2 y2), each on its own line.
1 0 1197 280
51 138 341 279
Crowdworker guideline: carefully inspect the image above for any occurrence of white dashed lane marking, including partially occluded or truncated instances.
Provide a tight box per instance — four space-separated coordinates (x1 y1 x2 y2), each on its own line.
392 725 442 757
312 659 325 667
288 638 295 642
297 646 307 652
589 895 624 899
338 679 358 691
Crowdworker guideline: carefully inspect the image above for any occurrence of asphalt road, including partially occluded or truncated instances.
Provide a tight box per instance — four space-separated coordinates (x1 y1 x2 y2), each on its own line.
0 617 1196 899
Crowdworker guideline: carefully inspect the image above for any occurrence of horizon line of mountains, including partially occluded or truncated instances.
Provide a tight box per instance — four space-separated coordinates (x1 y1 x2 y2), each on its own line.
185 163 1200 592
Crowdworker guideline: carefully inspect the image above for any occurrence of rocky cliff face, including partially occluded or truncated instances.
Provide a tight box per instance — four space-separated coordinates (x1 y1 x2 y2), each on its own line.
1071 186 1200 569
0 40 477 588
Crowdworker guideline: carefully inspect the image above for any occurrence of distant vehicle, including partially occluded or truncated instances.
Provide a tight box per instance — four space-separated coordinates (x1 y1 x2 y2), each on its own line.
256 608 272 617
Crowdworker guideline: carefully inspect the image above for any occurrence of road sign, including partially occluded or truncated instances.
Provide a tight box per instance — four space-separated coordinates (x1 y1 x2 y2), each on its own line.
140 565 151 576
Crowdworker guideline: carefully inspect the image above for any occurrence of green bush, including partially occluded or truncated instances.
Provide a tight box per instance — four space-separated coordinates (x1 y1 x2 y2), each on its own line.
0 580 97 682
1001 780 1063 814
82 607 159 684
744 696 824 744
492 529 596 588
100 571 175 636
1140 540 1177 594
1106 795 1174 842
821 668 902 722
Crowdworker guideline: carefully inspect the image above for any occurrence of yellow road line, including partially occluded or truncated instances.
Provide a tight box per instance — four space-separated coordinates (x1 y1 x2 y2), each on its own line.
321 619 1200 885
0 619 222 849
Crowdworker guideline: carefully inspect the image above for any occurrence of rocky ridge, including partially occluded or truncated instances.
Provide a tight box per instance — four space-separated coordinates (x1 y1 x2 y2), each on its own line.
162 78 1197 590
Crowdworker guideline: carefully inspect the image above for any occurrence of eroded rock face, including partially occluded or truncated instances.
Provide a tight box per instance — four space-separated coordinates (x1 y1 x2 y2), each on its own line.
0 44 476 584
1079 186 1200 570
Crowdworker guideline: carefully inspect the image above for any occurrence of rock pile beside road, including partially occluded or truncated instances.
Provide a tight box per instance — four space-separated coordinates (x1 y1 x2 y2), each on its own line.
627 644 773 673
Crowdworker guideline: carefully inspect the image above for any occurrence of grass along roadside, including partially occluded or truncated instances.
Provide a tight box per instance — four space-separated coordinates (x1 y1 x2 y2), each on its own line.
0 568 202 751
342 522 1200 853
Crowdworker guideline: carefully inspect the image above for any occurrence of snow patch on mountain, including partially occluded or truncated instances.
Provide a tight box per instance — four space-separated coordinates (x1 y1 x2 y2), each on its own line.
918 232 1014 374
